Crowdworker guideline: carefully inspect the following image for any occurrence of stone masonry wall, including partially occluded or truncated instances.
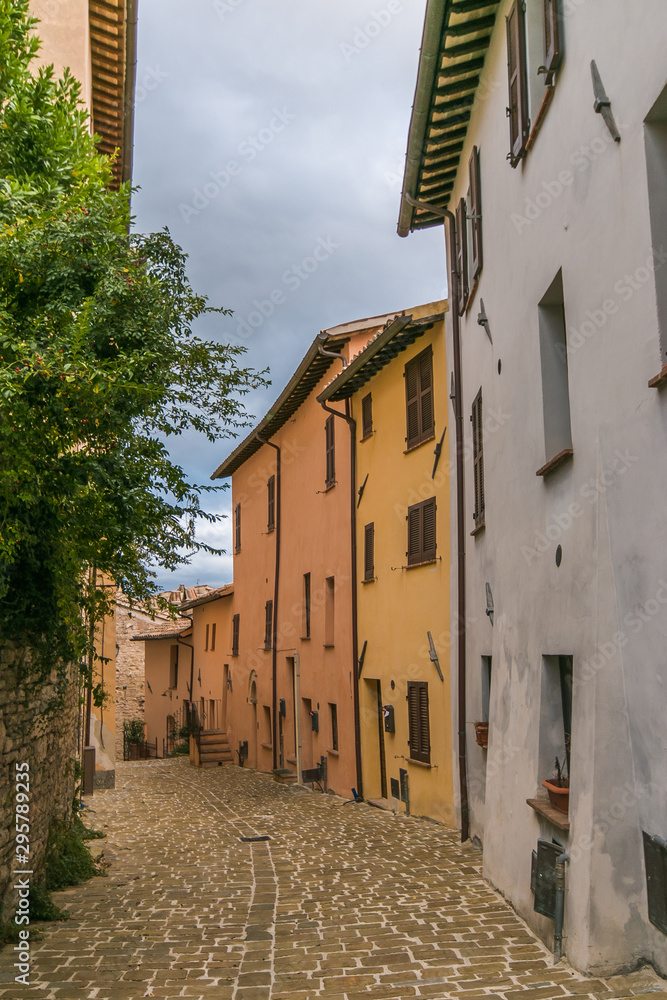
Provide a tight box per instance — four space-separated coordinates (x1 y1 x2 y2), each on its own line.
114 597 169 759
0 645 79 925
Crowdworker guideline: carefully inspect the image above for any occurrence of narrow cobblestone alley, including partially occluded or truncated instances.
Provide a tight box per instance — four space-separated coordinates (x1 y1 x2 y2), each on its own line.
2 760 665 1000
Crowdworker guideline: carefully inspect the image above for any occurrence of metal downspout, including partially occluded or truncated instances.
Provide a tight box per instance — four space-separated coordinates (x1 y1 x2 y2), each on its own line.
318 392 363 801
404 193 470 843
122 0 139 187
256 433 281 771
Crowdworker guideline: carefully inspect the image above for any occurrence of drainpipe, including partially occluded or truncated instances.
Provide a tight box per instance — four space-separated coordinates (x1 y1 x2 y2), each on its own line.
122 0 139 188
255 433 281 771
294 652 302 783
318 381 363 801
405 194 470 842
553 851 569 963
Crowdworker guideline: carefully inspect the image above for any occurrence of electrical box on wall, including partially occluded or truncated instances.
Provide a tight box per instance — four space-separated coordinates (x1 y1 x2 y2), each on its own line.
383 704 395 733
531 840 561 920
643 831 667 935
279 698 286 717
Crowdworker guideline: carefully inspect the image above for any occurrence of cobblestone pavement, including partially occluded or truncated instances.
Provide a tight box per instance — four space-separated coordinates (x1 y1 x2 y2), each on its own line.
2 759 665 1000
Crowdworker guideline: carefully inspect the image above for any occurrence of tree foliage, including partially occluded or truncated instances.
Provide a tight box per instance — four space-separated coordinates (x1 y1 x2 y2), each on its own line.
0 1 267 676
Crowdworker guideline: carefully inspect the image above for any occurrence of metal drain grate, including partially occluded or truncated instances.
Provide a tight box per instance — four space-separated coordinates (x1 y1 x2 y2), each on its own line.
240 835 271 842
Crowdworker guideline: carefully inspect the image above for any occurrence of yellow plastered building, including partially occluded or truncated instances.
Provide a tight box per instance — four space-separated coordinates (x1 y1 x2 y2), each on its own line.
319 300 454 825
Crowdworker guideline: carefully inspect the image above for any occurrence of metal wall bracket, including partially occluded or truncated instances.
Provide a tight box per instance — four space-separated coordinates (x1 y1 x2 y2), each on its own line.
591 60 621 142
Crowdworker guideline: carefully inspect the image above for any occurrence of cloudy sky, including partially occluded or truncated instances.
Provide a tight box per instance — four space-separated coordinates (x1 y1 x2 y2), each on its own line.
131 0 447 590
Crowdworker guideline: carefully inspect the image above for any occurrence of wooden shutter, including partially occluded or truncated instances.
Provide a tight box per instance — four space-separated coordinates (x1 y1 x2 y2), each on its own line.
469 146 483 280
330 703 339 752
232 614 239 656
472 388 485 527
364 523 374 581
267 475 275 531
405 347 435 448
211 623 216 651
543 0 562 78
422 497 437 561
407 499 437 565
507 0 529 167
405 355 420 448
407 504 421 565
264 600 273 649
303 572 311 638
325 415 335 486
205 624 209 651
234 503 241 552
361 393 373 439
419 347 434 439
456 198 469 314
408 681 430 764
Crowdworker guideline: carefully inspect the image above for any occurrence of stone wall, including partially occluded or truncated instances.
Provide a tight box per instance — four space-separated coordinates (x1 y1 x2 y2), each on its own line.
0 646 79 924
114 597 169 759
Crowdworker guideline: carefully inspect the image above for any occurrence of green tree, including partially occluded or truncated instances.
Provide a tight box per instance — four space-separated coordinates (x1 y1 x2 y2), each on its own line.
0 1 267 680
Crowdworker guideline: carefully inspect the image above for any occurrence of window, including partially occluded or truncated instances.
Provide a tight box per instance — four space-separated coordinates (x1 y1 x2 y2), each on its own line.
361 393 373 439
407 497 437 566
324 576 335 646
469 146 483 282
263 706 272 747
302 572 311 638
205 623 209 651
645 86 667 370
538 270 573 471
539 654 572 783
264 600 273 650
363 522 375 581
507 0 563 167
330 703 339 752
267 475 275 532
481 656 492 723
407 681 430 764
325 415 336 487
404 346 435 449
211 623 216 651
471 389 485 528
234 502 241 552
232 614 240 656
169 645 178 689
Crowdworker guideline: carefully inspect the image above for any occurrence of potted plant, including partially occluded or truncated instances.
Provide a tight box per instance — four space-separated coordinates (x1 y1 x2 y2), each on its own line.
473 721 489 749
542 754 570 815
123 718 146 760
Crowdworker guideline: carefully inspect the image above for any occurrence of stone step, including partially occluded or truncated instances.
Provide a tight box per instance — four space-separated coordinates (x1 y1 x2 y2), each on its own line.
272 768 297 784
200 751 234 762
200 759 234 768
200 735 231 746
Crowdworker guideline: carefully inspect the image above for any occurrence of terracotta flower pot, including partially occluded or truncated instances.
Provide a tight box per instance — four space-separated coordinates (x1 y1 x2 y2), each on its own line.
542 778 570 815
474 722 489 749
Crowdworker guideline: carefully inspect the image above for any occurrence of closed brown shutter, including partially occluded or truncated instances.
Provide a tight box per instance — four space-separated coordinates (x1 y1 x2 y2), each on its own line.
232 614 240 656
211 623 216 651
543 0 562 78
422 497 437 561
364 522 375 581
405 356 420 448
407 681 430 764
361 393 373 439
267 475 275 531
303 572 311 638
405 346 435 448
507 0 529 167
455 198 469 314
325 415 336 486
469 146 483 280
472 388 485 527
264 600 273 649
234 503 241 552
407 498 437 565
205 624 209 651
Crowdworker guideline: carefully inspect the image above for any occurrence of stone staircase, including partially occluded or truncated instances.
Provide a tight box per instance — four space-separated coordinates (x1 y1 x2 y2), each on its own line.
198 730 234 767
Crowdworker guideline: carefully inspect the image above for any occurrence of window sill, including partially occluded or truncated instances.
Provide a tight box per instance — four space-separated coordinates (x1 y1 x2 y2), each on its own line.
536 448 573 478
360 431 374 442
648 365 667 388
470 521 485 537
286 755 296 764
406 558 438 570
300 635 311 641
526 797 570 832
361 576 376 584
323 643 335 649
464 275 480 314
407 758 434 768
324 481 337 492
260 743 272 751
267 526 275 534
327 749 339 757
404 432 436 455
